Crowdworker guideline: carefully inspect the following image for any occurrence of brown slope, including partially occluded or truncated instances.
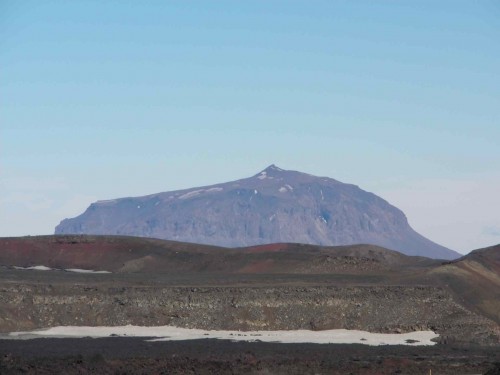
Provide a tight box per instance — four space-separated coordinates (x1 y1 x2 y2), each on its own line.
236 242 441 273
427 244 500 325
0 235 227 273
0 235 436 275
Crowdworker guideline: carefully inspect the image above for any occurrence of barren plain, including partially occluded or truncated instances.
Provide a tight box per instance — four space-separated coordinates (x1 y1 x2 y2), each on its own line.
0 235 499 374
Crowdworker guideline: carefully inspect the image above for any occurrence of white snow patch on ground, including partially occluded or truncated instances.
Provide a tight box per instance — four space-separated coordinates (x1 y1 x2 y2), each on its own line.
6 326 438 346
279 185 294 193
176 188 222 200
13 265 52 271
97 199 118 205
65 269 111 274
257 172 267 180
178 190 204 199
13 266 111 274
206 187 223 192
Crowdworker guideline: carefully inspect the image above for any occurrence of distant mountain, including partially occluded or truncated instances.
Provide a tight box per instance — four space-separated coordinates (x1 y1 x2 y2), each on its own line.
55 165 460 259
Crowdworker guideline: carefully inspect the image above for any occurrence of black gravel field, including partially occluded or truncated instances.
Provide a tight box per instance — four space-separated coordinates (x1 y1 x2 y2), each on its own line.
1 337 500 374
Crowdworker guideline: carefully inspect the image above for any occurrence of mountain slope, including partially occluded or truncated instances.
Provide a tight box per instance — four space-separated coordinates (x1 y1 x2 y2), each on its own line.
55 165 459 259
429 244 500 325
0 235 440 274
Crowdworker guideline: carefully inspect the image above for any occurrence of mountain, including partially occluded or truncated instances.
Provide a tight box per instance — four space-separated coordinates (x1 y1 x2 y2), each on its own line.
55 165 460 259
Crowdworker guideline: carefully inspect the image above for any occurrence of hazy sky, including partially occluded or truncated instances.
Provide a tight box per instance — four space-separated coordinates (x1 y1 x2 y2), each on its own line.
2 1 499 253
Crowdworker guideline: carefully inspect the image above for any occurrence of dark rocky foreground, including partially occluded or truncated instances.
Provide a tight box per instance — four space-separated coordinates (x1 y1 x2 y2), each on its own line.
1 276 498 345
1 337 500 374
1 236 499 374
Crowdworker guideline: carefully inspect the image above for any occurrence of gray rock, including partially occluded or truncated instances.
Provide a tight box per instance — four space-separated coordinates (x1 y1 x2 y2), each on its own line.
55 165 460 259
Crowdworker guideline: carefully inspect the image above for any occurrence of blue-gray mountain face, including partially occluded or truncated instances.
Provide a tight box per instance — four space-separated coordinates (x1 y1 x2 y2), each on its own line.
55 165 460 259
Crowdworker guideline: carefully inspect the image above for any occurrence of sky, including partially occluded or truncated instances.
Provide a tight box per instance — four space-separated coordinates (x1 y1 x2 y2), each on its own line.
1 1 499 254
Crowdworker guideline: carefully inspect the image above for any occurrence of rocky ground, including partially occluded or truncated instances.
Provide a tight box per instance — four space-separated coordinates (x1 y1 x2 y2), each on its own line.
1 236 499 373
0 277 497 345
1 337 500 374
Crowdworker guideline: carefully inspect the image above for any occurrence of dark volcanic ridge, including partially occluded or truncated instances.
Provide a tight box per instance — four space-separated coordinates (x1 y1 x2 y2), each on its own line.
55 165 460 259
0 235 440 275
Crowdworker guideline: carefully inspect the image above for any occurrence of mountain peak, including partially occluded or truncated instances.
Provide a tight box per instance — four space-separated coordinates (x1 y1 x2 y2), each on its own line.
254 164 287 180
261 164 285 173
55 166 461 259
266 164 284 171
254 165 330 184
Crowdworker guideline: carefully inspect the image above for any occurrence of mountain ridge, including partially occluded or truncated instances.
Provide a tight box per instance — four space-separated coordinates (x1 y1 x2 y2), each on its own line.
55 165 460 259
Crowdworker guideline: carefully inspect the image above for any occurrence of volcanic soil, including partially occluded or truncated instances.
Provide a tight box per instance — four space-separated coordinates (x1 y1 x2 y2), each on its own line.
0 235 499 374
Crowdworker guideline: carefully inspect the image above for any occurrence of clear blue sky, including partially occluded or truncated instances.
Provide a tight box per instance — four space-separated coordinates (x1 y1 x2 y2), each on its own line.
2 1 499 253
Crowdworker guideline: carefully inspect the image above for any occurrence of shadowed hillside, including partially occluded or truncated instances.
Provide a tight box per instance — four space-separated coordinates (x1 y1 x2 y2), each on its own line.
0 235 440 274
428 244 500 325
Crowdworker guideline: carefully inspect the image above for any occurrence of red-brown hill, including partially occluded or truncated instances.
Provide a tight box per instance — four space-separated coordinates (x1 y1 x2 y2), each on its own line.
0 235 439 274
428 244 500 325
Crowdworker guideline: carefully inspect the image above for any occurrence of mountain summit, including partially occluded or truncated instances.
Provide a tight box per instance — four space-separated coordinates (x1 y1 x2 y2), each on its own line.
55 165 460 259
